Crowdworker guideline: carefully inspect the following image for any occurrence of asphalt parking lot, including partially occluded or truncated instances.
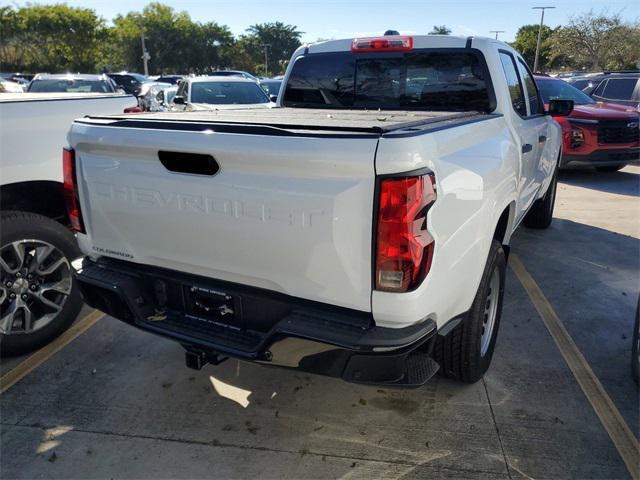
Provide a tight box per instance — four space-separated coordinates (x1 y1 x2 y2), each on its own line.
1 166 639 479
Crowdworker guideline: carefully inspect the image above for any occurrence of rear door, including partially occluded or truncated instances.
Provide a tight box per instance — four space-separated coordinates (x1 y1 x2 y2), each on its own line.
515 58 550 190
498 51 540 216
70 120 378 312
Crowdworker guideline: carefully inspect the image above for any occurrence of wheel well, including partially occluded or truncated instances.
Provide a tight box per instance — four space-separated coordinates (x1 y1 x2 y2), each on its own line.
493 203 514 247
0 181 69 225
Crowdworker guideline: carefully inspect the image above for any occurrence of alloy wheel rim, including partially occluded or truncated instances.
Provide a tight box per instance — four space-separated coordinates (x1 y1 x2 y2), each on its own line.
480 268 500 357
0 239 72 335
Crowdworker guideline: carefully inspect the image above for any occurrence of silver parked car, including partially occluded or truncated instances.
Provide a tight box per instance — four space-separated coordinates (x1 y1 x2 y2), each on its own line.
171 76 274 111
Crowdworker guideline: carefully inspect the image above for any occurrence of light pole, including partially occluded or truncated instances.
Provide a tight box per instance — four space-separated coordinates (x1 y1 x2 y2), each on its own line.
262 43 271 77
490 30 505 40
532 6 555 73
140 32 150 76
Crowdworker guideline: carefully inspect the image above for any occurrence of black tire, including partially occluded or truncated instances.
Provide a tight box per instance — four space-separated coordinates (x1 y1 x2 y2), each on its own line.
523 168 557 229
632 297 639 385
595 165 626 173
434 240 506 383
0 211 82 357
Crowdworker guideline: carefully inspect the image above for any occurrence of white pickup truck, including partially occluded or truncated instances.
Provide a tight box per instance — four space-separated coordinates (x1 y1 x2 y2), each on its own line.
66 35 572 386
0 92 136 356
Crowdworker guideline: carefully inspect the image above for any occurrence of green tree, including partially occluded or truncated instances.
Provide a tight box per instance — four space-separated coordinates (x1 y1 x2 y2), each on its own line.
188 21 235 72
549 11 640 71
107 3 233 74
511 24 554 69
239 22 303 76
605 23 640 70
0 6 25 71
429 25 451 35
0 4 108 72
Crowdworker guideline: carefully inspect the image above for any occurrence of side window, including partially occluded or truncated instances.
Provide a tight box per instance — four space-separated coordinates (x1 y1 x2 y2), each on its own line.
592 79 608 97
601 78 637 100
499 52 526 117
517 60 542 115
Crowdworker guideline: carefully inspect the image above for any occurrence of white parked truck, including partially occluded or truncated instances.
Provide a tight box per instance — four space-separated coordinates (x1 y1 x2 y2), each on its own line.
0 92 136 356
66 36 572 386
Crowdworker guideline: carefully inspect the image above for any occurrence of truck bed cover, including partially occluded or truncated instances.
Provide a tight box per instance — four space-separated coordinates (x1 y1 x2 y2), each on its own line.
79 108 497 135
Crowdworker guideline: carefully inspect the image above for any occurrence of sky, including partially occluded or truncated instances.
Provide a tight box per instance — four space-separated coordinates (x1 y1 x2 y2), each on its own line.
11 0 640 42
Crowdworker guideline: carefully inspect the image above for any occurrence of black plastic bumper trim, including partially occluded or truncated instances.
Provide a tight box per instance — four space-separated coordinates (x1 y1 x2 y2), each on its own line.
73 257 439 386
561 148 640 167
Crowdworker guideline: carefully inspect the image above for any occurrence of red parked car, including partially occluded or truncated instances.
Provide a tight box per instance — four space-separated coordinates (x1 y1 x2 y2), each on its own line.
535 76 639 172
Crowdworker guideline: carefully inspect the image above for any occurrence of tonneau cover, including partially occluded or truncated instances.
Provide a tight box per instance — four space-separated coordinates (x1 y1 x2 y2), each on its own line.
81 108 485 134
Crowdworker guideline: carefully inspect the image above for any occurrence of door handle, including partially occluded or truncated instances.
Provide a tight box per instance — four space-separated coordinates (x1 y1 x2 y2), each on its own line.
522 144 533 153
538 135 547 143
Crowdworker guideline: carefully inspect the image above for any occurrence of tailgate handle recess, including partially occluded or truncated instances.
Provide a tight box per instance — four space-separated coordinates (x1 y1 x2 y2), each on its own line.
158 151 219 176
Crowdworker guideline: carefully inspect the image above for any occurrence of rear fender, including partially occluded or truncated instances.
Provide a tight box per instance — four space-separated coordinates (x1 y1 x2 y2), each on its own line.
371 117 518 329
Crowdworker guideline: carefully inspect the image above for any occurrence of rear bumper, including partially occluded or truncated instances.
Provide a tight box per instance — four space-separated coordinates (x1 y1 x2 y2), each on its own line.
73 257 439 387
561 148 640 168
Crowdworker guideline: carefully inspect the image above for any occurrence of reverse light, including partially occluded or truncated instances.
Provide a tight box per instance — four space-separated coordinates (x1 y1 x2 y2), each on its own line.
351 36 413 52
63 147 85 233
375 173 436 292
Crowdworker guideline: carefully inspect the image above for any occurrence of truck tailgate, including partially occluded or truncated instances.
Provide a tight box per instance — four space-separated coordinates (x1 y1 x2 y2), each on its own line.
70 121 378 311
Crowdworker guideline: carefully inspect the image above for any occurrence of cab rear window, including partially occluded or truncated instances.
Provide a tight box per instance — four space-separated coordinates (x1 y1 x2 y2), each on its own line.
283 49 495 112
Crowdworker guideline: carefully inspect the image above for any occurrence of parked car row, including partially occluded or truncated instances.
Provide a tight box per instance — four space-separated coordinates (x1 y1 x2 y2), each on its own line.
1 69 285 114
537 75 639 171
564 71 640 109
132 72 282 113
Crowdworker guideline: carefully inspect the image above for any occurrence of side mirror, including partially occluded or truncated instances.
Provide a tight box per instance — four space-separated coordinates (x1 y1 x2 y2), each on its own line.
173 96 185 105
547 99 574 116
269 94 278 102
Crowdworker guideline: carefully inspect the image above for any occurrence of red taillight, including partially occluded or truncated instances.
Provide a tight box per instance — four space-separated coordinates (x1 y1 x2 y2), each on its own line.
63 147 84 233
124 106 144 113
352 36 413 52
375 173 436 292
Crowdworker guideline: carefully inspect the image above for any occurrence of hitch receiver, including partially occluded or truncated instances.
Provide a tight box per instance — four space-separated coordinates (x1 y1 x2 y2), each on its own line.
185 350 207 370
185 350 228 370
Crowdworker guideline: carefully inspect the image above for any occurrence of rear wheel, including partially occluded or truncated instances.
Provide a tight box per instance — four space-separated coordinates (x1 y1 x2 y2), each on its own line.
434 240 506 383
523 168 557 229
0 211 82 357
596 165 626 173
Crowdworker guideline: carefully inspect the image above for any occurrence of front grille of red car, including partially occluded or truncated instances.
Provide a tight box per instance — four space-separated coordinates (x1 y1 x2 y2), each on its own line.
597 120 640 144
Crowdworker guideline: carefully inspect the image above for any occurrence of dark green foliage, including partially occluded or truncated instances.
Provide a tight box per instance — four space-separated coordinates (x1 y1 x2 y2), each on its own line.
0 3 302 76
